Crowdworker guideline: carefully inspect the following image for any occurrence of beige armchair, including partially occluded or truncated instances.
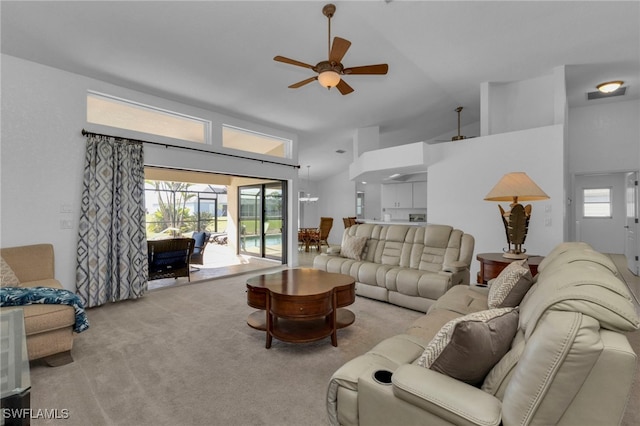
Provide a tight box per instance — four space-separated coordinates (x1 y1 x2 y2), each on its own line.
1 244 76 366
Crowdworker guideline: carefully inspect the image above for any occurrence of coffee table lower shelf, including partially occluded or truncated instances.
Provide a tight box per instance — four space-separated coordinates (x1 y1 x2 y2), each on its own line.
247 309 355 345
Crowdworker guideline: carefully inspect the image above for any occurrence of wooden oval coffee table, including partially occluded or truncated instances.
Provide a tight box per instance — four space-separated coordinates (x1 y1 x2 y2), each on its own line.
246 268 356 348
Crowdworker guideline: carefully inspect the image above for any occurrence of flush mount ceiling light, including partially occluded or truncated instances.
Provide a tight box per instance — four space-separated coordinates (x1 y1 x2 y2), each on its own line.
597 80 624 93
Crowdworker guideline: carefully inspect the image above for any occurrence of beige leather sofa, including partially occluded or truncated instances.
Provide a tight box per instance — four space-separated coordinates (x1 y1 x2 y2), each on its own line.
326 242 639 426
1 244 76 366
313 224 475 312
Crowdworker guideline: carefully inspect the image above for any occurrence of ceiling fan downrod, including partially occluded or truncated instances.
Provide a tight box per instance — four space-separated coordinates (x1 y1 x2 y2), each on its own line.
452 106 467 141
323 4 336 60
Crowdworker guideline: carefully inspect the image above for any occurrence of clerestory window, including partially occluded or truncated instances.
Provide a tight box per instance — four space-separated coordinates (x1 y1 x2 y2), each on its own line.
222 125 291 159
86 91 210 144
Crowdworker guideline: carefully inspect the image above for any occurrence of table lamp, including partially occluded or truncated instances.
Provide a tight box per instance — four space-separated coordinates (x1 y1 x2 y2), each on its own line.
484 172 549 259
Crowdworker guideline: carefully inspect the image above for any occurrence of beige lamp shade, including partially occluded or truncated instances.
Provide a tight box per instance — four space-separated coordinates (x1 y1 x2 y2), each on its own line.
484 172 549 203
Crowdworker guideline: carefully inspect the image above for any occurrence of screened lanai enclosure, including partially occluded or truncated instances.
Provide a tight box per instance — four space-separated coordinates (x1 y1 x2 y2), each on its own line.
145 181 228 239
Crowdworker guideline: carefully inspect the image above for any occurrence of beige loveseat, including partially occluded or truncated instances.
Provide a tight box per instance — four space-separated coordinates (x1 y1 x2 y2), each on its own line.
313 224 475 312
1 244 76 366
326 242 639 426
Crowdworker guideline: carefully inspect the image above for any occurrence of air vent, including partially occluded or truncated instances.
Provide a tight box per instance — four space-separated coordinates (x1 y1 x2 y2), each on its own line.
587 87 627 100
335 149 346 154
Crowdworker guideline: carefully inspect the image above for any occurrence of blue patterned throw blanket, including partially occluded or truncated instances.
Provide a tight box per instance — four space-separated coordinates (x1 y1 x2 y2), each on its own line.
0 286 90 333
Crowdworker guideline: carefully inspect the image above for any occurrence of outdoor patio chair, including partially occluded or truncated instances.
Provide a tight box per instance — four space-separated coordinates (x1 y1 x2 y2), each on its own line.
148 238 194 282
190 231 211 267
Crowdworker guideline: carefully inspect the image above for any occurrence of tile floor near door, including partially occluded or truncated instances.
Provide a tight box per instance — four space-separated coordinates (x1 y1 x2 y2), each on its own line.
147 242 321 290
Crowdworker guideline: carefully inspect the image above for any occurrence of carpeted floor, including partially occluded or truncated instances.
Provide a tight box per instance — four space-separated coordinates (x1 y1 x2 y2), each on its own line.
27 254 640 425
28 273 422 425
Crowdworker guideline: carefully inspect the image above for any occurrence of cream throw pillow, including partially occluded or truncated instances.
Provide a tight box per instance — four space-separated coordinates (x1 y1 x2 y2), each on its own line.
1 256 21 287
488 259 533 309
416 307 519 386
340 235 368 261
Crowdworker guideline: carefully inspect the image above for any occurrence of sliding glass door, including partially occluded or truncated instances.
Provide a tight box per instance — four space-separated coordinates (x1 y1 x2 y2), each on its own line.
238 182 286 262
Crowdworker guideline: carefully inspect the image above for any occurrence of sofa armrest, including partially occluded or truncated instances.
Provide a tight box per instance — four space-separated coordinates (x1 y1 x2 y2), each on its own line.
326 246 342 255
391 364 502 426
442 260 469 273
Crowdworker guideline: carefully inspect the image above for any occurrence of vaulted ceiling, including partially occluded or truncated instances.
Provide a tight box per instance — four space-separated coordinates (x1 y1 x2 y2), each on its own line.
2 1 639 180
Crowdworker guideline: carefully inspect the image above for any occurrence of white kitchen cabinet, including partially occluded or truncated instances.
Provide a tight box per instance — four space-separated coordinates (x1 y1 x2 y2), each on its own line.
382 181 427 209
382 183 413 208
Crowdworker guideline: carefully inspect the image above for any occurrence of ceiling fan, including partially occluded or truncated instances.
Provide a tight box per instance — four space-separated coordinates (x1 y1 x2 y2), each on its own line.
432 106 478 143
273 3 389 95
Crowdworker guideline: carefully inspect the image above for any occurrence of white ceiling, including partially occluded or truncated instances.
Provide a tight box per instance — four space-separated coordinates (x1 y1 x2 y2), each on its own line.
2 1 639 181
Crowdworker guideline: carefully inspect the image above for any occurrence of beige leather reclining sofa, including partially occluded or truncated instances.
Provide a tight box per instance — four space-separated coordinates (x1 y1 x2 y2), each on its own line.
326 242 640 426
313 224 475 312
1 244 76 366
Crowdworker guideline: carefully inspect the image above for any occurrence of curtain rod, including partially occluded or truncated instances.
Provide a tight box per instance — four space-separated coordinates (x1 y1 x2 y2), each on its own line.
81 129 300 169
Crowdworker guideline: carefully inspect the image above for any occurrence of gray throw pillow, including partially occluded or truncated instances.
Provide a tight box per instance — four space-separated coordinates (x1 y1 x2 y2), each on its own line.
416 307 519 386
488 260 533 308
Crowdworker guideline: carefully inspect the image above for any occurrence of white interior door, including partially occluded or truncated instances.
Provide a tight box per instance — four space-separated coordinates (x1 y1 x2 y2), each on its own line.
624 172 639 275
574 173 627 254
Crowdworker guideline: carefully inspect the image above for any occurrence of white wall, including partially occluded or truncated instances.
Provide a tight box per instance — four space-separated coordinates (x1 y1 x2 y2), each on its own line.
568 98 640 174
484 74 556 135
317 169 356 245
1 55 300 290
427 125 565 279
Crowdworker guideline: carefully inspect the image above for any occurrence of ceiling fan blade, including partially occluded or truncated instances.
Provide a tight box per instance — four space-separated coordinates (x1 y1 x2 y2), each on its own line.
329 37 351 63
343 64 389 75
336 79 354 95
274 56 315 70
288 76 317 89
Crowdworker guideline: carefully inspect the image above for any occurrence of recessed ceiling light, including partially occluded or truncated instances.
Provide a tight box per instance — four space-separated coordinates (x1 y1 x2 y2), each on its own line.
597 80 624 93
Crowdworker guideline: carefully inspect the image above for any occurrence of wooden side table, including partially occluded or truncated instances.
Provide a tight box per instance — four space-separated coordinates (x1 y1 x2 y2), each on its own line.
476 253 544 284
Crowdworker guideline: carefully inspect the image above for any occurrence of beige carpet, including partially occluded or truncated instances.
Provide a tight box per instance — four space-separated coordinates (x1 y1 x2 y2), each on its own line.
28 257 640 426
28 274 422 425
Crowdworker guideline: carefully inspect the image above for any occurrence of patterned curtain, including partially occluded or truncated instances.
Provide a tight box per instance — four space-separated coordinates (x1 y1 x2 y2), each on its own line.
76 134 148 308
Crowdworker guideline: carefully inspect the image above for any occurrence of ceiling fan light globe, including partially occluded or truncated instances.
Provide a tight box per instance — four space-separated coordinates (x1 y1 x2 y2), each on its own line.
318 70 341 88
